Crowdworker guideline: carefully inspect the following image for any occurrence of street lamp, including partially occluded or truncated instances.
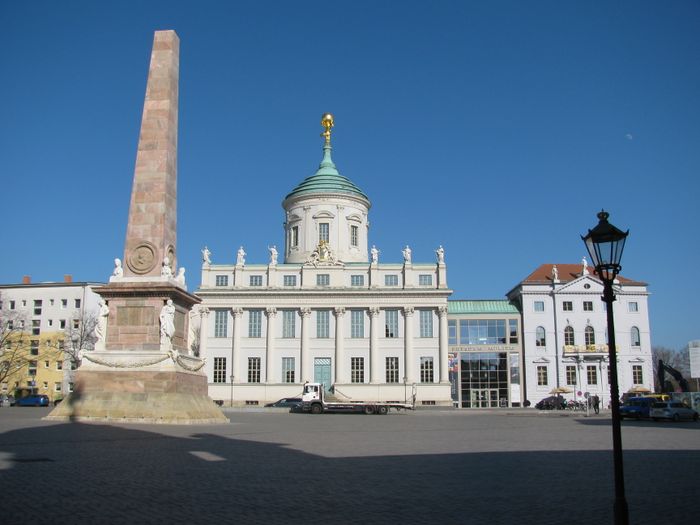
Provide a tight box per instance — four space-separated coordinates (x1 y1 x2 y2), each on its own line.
581 210 629 525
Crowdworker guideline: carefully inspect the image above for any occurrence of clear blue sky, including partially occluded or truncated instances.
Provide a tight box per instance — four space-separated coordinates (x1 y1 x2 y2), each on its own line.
1 1 698 350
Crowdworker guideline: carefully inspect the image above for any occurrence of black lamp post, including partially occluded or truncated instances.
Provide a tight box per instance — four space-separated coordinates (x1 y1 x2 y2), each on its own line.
582 210 629 525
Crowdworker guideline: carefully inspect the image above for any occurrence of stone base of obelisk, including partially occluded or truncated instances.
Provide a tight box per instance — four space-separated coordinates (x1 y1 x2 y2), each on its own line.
45 351 228 424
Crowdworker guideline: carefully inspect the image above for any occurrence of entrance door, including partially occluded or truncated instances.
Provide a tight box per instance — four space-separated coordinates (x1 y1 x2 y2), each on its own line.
314 358 332 392
471 389 499 408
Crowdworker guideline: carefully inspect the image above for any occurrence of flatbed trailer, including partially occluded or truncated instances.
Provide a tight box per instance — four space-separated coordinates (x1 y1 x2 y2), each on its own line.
300 383 414 414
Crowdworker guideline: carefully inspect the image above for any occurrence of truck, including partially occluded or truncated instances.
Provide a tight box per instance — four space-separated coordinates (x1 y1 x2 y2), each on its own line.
300 382 415 414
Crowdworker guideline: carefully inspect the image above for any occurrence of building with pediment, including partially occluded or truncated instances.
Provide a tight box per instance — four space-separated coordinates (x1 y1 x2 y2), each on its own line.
195 115 453 406
506 261 653 407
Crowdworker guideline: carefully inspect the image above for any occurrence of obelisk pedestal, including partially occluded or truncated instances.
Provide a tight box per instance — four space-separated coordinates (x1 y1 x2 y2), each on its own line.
47 30 226 424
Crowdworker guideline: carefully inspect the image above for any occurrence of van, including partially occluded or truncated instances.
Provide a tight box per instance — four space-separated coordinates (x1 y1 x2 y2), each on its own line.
620 396 657 420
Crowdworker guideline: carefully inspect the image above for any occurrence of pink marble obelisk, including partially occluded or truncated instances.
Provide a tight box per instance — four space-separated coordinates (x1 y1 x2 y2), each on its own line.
124 30 179 277
46 31 226 424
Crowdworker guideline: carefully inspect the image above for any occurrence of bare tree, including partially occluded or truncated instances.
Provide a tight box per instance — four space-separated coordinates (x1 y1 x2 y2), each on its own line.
189 324 201 357
46 309 99 367
0 307 32 387
652 345 691 392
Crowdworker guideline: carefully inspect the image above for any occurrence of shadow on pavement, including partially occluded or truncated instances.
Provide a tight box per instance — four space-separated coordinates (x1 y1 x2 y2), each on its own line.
0 420 698 524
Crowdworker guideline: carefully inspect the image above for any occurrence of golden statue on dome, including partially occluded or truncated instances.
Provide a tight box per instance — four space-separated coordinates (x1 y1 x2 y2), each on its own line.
321 113 334 144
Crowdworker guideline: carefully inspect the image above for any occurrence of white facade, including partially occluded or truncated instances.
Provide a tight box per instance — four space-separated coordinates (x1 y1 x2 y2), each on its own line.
507 263 654 407
0 277 103 397
196 127 452 406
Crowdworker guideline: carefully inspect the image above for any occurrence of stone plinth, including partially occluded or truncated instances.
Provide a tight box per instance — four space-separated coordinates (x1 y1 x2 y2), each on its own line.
94 281 198 353
46 352 228 424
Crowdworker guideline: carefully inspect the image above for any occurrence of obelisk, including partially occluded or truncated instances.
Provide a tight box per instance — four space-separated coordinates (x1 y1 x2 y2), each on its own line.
47 31 227 424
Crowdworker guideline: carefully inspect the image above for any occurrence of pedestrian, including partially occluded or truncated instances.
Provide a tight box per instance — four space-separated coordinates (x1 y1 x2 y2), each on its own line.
593 394 600 414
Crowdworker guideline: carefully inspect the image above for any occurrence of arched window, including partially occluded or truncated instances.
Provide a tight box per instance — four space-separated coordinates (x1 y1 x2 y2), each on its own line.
535 326 546 347
564 326 575 346
585 326 595 346
631 326 640 347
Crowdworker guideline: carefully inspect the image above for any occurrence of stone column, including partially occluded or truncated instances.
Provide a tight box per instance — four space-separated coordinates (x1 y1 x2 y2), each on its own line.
265 307 277 383
438 306 449 383
198 307 210 360
231 308 243 383
369 307 381 383
334 307 346 384
403 307 415 383
300 308 312 383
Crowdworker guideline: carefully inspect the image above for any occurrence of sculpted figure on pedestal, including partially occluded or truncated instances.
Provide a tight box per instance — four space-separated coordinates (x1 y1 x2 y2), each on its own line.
160 299 176 345
202 246 211 265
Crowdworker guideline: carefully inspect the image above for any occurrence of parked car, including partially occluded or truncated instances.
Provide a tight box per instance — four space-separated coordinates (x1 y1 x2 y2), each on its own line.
650 401 699 422
265 397 302 408
535 395 565 410
14 394 50 407
620 397 656 420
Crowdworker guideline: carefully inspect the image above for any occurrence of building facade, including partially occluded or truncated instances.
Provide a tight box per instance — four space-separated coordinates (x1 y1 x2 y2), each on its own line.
0 277 103 402
196 117 453 406
507 262 654 407
447 300 523 408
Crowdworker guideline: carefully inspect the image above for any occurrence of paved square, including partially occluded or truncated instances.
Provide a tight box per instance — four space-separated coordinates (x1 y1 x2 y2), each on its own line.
1 408 698 524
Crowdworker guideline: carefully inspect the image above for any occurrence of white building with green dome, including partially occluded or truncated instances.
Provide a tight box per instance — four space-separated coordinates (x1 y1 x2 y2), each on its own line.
195 115 453 406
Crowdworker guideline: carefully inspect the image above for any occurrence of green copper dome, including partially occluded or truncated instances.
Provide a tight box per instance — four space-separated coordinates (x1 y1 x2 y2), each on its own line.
283 143 370 207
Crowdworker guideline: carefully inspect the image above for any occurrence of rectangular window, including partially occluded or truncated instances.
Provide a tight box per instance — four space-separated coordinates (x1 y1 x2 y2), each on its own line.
54 382 62 392
419 274 433 286
48 319 53 327
42 381 48 389
44 360 50 368
291 226 299 247
537 366 548 386
215 275 229 287
73 319 79 329
50 299 54 306
61 299 67 309
283 310 296 338
384 275 399 286
583 301 593 312
562 301 573 311
282 357 295 383
283 275 297 287
248 357 261 383
316 274 330 286
9 300 15 310
351 310 364 338
632 365 643 384
448 320 457 345
30 340 39 355
509 319 518 344
74 299 81 309
33 300 42 316
248 310 262 338
69 383 74 392
319 223 329 243
56 361 63 371
350 225 359 247
214 309 228 338
566 366 577 386
385 309 398 338
351 357 364 383
316 310 330 338
419 310 433 338
60 320 66 329
420 357 434 383
32 320 41 336
386 357 399 383
351 275 364 287
628 302 638 312
213 357 227 383
587 365 598 385
249 275 263 286
534 301 544 312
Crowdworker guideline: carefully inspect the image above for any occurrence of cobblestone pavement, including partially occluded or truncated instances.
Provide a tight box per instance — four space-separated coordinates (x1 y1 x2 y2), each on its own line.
1 407 698 524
